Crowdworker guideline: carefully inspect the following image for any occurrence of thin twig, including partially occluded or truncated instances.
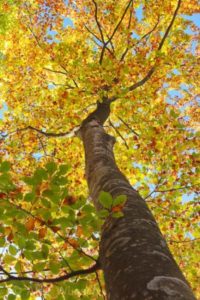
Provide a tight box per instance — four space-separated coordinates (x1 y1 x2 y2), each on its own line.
118 116 139 136
121 16 160 61
169 238 200 244
109 119 129 149
144 178 164 200
155 184 199 194
120 0 134 61
99 0 133 64
95 271 106 300
43 67 68 76
145 184 199 202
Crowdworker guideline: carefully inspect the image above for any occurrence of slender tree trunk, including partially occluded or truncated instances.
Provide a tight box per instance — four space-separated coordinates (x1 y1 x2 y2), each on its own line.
80 115 196 300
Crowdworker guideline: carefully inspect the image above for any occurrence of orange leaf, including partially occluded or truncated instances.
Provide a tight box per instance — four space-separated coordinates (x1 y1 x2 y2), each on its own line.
25 218 35 231
76 225 83 237
51 226 60 233
39 227 47 239
112 205 123 212
0 193 6 199
8 231 14 242
68 238 78 248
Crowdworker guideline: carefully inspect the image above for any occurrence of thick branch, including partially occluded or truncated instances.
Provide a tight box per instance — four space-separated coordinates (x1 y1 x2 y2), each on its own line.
128 0 181 92
81 100 111 128
1 125 80 139
0 262 100 284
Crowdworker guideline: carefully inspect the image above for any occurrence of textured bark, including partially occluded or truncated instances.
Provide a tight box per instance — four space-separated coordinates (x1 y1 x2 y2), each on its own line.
80 116 196 300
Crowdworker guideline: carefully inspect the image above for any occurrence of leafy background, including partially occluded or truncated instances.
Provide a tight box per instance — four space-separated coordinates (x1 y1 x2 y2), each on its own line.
0 0 199 298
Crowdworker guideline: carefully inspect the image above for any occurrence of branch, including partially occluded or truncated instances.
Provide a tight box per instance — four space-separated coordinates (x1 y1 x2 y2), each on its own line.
92 0 105 43
108 0 133 42
144 178 164 200
155 184 199 194
37 134 49 157
84 24 115 57
1 125 80 139
0 262 100 284
8 201 96 263
43 67 68 76
95 271 106 300
99 0 133 64
109 119 129 149
169 238 200 244
158 0 181 51
128 0 181 92
118 116 139 136
120 16 160 62
145 184 199 201
0 269 50 276
24 5 80 89
84 24 103 45
129 66 155 92
120 0 134 61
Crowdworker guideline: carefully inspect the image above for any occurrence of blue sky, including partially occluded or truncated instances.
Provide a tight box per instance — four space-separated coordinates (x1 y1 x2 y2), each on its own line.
0 102 7 119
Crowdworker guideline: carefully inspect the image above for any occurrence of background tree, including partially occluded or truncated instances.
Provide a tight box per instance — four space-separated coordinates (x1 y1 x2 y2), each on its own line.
0 0 199 299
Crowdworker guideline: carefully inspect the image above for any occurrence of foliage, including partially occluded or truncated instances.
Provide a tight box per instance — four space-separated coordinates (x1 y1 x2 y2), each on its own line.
0 0 199 298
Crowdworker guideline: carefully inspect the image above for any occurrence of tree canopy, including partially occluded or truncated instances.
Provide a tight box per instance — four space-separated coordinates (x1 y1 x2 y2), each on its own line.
0 0 199 299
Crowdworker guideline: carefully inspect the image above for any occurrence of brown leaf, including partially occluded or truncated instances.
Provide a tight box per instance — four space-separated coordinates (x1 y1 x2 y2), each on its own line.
39 227 47 239
25 218 35 231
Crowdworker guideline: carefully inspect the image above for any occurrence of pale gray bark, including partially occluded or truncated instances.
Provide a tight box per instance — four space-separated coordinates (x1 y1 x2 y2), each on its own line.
80 117 196 300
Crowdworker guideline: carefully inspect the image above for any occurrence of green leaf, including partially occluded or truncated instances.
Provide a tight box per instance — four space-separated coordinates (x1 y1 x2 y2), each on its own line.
49 261 60 274
4 254 16 264
170 109 179 118
0 161 11 172
22 176 37 186
16 236 26 249
59 164 70 175
0 236 5 247
98 191 113 209
21 290 30 300
8 294 16 300
45 161 57 174
97 209 110 219
9 245 18 256
33 262 46 272
0 173 12 188
15 261 22 273
112 211 124 218
76 279 87 291
24 192 36 202
42 244 49 258
34 167 48 181
51 175 68 186
0 288 7 297
54 217 72 228
113 195 127 206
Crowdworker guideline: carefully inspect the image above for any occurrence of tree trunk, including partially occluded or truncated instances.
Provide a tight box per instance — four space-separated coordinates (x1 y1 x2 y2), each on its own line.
80 117 196 300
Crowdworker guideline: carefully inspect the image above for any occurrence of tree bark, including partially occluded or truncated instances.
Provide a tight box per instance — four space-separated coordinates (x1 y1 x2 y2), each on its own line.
80 112 196 300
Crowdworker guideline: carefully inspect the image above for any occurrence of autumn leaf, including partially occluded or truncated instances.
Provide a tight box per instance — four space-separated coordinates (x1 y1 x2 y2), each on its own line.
38 227 47 239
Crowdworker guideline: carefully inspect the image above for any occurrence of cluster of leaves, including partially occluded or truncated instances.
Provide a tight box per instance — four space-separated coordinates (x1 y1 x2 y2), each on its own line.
0 160 105 299
98 191 127 219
